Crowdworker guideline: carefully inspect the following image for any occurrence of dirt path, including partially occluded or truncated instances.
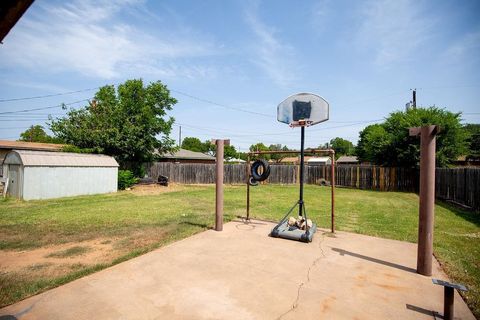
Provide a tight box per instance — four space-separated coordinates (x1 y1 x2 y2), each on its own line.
125 183 187 196
0 238 120 277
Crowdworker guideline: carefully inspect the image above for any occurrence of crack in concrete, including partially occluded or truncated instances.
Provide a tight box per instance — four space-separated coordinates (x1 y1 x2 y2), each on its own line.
276 233 327 320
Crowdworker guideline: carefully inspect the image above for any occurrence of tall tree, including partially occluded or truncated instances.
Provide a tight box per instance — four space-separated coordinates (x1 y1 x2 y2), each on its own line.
19 125 62 143
356 124 390 164
224 145 238 159
356 107 468 167
49 79 177 169
249 142 270 160
464 123 480 160
329 137 355 158
181 137 205 153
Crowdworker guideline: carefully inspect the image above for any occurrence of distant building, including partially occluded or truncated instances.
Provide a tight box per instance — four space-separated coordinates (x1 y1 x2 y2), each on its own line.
156 148 216 164
280 156 331 165
226 158 246 163
307 157 331 166
336 156 359 165
0 140 64 177
452 155 480 167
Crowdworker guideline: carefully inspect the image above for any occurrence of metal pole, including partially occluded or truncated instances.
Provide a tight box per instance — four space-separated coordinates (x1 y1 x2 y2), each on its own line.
298 126 305 217
444 287 454 320
248 149 334 155
178 126 182 146
416 125 437 276
215 140 224 231
412 89 417 109
246 154 250 220
331 150 335 233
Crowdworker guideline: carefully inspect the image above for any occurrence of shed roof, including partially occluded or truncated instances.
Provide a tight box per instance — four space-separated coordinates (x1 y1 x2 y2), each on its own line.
0 140 64 151
158 148 215 161
5 150 119 167
307 157 331 163
336 156 359 163
280 156 331 164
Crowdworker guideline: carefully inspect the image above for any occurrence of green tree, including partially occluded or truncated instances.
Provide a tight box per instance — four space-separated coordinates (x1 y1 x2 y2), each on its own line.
356 107 469 167
238 152 248 161
249 142 270 160
181 137 205 153
202 142 238 159
464 124 480 160
19 125 62 143
356 124 390 164
49 79 177 171
202 140 216 155
329 137 355 158
268 144 290 162
224 145 238 159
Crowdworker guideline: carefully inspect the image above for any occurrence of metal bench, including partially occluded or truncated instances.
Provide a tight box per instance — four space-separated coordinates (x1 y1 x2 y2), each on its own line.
432 278 468 320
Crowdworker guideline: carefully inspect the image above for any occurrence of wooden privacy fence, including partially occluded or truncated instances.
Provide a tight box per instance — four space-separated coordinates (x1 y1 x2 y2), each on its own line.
306 165 419 192
146 163 296 184
436 168 480 211
145 162 479 211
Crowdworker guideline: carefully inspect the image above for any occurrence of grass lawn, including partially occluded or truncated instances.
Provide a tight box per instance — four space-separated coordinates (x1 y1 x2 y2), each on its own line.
0 184 479 317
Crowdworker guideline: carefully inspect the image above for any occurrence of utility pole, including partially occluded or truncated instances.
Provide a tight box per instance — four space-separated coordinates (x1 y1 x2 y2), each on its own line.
412 88 417 109
178 126 182 146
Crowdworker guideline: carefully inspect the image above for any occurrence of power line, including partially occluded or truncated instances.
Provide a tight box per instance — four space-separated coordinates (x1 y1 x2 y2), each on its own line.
0 119 50 122
174 119 382 138
421 84 480 90
0 126 32 130
0 87 99 103
0 99 89 115
0 113 66 117
170 89 273 118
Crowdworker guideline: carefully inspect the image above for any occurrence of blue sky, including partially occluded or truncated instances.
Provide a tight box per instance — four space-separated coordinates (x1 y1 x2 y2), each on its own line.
0 0 479 151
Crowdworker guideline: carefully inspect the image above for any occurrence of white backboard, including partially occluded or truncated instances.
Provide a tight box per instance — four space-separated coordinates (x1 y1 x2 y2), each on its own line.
277 93 329 127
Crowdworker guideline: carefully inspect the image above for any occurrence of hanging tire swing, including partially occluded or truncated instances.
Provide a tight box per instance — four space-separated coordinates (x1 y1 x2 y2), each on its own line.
248 159 270 186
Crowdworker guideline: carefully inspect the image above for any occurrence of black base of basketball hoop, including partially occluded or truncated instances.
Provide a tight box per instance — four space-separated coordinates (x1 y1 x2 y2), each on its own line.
270 199 318 242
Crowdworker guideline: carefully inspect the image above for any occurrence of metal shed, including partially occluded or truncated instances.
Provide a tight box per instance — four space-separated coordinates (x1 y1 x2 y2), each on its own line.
3 150 119 200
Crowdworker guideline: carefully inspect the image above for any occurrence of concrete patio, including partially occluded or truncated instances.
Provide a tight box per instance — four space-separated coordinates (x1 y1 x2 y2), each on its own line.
0 219 475 319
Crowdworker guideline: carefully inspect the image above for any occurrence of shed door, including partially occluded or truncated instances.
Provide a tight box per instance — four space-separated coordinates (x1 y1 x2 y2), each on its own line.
7 165 20 198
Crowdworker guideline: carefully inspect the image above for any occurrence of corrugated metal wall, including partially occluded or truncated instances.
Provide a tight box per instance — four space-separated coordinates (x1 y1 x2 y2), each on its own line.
22 167 117 200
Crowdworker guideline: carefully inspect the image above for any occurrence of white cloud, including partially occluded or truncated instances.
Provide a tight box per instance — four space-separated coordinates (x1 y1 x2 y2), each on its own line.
244 5 299 87
311 0 332 33
355 0 435 67
0 0 220 80
442 30 480 65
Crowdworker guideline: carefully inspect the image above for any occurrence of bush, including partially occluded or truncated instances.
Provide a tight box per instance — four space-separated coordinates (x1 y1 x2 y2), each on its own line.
118 170 138 190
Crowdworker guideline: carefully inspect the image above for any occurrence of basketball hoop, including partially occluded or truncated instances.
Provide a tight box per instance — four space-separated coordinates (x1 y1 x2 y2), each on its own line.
270 92 330 242
277 93 329 127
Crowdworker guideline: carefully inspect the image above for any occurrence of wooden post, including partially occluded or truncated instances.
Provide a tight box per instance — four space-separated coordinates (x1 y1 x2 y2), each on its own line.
410 125 439 276
246 155 250 220
331 151 335 233
350 166 354 187
379 167 385 191
212 139 229 231
215 140 224 231
356 166 360 188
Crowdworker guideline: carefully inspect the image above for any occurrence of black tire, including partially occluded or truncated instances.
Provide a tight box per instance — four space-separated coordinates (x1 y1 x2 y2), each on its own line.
251 159 270 181
248 177 259 186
